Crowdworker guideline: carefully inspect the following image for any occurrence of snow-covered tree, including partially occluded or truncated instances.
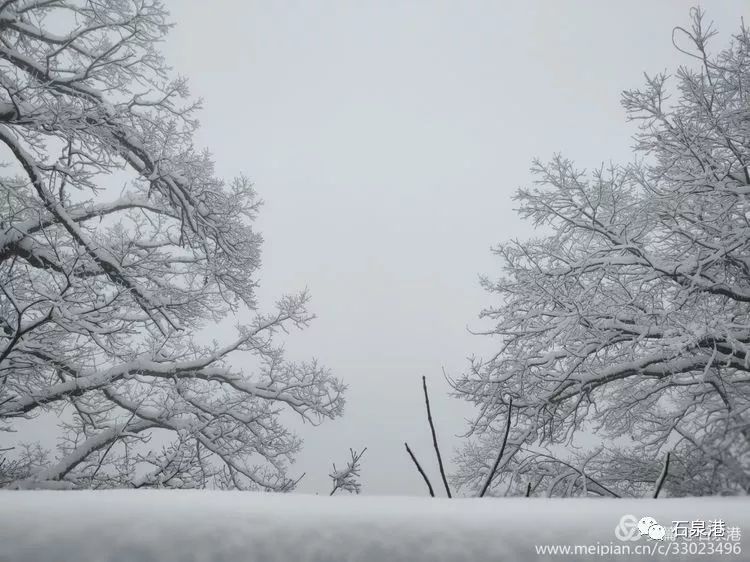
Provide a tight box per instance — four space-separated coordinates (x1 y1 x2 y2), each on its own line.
0 0 344 490
453 9 750 497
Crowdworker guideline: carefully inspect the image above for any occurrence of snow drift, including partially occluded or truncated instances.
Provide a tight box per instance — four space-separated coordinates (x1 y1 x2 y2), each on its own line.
0 491 748 561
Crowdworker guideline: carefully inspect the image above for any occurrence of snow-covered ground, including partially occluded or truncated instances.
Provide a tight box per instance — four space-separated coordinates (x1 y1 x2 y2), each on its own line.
0 491 747 561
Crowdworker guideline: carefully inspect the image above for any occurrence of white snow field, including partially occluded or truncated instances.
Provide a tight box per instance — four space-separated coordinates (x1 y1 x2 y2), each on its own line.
0 491 748 561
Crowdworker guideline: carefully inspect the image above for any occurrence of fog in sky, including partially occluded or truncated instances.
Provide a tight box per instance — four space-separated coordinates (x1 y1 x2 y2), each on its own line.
159 1 749 495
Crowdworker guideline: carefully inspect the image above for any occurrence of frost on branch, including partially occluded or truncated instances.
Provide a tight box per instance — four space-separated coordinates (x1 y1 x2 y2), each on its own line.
0 1 344 490
453 9 750 497
329 448 366 496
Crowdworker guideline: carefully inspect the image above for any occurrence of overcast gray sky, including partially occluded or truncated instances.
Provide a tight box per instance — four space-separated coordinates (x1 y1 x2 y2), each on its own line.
160 1 749 496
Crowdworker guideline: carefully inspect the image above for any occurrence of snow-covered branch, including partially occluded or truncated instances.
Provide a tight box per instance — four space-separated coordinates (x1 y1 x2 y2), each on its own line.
329 448 366 496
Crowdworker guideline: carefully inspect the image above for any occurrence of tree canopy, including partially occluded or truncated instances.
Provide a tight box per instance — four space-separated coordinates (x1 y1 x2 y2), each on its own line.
0 0 344 490
453 9 750 497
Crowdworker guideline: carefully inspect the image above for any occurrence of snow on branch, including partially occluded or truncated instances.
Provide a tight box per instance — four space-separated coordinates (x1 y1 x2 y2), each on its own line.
329 448 367 496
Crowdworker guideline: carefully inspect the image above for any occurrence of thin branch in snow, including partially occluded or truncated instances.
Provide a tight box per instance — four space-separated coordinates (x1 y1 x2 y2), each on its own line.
404 442 435 497
653 452 671 498
479 397 513 498
422 375 451 498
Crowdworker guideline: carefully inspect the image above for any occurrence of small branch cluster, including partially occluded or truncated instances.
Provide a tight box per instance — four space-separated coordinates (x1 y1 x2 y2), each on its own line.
329 448 367 496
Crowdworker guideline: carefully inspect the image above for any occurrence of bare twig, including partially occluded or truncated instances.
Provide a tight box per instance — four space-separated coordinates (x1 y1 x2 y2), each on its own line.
284 472 306 493
404 442 435 497
422 375 451 498
479 397 513 498
653 452 671 498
